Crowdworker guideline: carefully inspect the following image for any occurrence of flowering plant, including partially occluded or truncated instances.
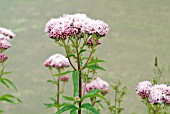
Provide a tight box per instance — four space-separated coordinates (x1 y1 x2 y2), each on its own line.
136 58 170 114
0 27 21 113
44 13 111 114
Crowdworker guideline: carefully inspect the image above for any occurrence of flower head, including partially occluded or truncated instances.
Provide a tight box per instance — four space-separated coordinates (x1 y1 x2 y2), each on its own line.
0 27 15 39
0 40 11 51
59 75 69 82
45 13 109 39
136 81 152 99
85 77 109 95
0 53 8 63
44 54 70 69
149 84 170 104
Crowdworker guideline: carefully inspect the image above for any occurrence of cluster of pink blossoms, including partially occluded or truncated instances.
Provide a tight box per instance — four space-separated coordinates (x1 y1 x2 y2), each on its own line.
85 77 109 95
136 81 170 104
59 75 69 82
44 54 70 69
0 27 15 51
0 27 15 63
44 13 109 39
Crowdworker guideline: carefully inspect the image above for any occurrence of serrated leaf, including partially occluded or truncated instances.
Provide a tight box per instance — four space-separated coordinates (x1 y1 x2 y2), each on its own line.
81 103 99 114
55 104 77 114
54 70 73 77
72 70 79 97
86 65 106 71
62 96 74 101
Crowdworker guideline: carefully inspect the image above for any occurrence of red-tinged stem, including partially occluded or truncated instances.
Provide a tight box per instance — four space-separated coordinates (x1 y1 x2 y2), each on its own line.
81 49 93 70
63 41 76 70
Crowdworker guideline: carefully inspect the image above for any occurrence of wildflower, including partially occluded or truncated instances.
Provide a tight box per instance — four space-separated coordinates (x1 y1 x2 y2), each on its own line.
59 75 69 82
44 13 109 39
0 27 15 39
0 40 11 51
85 77 109 95
44 54 70 69
0 53 8 63
136 81 152 99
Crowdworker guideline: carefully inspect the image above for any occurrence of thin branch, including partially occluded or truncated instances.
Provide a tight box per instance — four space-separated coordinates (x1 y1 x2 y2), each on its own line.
62 40 76 70
81 49 93 70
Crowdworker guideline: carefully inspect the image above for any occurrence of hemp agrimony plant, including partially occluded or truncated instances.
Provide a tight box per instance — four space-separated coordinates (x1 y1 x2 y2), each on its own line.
44 13 110 114
0 27 21 113
136 57 170 114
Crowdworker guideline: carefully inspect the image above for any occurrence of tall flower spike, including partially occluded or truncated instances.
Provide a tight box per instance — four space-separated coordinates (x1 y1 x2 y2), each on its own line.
85 77 109 95
44 54 70 69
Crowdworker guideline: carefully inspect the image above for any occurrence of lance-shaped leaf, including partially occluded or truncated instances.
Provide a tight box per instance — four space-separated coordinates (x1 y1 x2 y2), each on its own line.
81 89 105 101
54 70 73 77
55 104 77 114
0 78 17 90
87 59 105 65
86 65 106 71
70 109 77 114
81 103 99 114
0 94 21 104
62 96 74 101
72 70 79 97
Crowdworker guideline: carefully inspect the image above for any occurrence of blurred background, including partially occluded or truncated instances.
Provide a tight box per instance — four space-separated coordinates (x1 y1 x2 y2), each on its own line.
0 0 170 114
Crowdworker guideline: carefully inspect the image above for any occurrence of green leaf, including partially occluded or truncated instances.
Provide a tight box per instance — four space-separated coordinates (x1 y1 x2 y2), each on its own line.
62 96 74 101
47 80 55 83
86 65 106 71
44 103 60 108
0 78 17 90
70 109 77 114
81 103 99 114
67 54 75 58
81 89 105 101
72 70 79 97
3 71 13 75
0 110 4 114
55 104 77 114
0 79 10 89
54 70 73 77
0 94 21 104
87 59 105 65
79 49 86 55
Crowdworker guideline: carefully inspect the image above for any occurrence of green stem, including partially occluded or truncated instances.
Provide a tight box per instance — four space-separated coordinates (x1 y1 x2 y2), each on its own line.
0 62 5 78
115 89 117 114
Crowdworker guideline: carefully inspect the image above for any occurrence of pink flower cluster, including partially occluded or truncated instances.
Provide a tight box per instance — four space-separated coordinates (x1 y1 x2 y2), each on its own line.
44 54 70 69
59 75 69 82
87 38 101 46
45 13 109 39
136 81 152 99
0 53 8 62
0 27 15 51
85 77 109 95
136 81 170 104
